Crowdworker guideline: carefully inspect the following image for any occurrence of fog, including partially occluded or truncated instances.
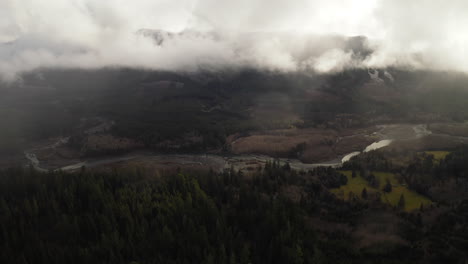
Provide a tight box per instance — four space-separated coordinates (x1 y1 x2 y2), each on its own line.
1 0 468 80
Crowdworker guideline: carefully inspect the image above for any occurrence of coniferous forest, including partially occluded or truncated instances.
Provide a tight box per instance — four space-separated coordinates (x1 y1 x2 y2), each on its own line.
2 149 468 264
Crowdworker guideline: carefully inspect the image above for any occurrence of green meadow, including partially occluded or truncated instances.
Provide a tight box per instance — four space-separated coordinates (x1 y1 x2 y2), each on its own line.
424 151 450 161
331 171 432 211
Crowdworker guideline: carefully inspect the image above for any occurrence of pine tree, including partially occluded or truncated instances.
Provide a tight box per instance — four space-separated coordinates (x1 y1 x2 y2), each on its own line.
293 243 304 264
383 179 392 193
416 213 423 226
398 194 406 210
240 244 250 264
229 252 237 264
361 188 368 199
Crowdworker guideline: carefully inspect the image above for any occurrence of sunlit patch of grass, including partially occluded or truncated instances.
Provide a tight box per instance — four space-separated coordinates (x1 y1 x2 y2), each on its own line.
381 186 432 211
373 171 399 189
424 151 450 161
331 171 377 199
332 171 432 211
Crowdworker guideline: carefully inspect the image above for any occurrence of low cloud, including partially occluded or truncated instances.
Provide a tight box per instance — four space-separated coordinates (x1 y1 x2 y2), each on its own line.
1 0 468 80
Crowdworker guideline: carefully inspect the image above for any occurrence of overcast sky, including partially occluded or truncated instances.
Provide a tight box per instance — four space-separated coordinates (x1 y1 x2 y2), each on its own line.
1 0 468 80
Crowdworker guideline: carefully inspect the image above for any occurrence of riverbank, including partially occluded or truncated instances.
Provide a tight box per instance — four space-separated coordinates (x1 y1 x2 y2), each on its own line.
24 123 466 174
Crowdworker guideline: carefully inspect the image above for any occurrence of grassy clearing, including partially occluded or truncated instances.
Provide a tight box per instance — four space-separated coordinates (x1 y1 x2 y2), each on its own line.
424 151 450 161
331 171 432 211
331 171 373 198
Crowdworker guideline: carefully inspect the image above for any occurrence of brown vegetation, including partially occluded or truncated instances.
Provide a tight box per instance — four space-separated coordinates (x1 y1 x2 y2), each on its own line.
429 123 468 137
230 127 376 163
83 134 144 153
390 134 468 151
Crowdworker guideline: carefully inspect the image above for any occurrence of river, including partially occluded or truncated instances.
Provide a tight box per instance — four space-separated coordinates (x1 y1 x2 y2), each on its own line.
24 140 394 173
25 124 436 173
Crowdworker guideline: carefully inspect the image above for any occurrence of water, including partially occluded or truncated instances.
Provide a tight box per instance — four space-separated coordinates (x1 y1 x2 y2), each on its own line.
25 132 401 172
26 139 394 172
339 140 393 164
341 151 361 163
363 139 393 152
24 152 48 172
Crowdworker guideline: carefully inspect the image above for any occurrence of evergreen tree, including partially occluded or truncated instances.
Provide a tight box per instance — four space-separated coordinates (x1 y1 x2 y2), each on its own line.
383 179 392 193
361 188 368 199
398 194 406 210
368 174 379 188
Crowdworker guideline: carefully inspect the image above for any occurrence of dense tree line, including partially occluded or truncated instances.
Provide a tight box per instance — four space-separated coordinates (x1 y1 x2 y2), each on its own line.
0 165 343 264
1 153 468 263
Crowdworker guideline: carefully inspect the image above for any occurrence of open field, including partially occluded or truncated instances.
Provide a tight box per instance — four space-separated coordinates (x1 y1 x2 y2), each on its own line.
231 128 334 158
331 171 371 198
374 172 432 211
231 127 377 163
389 134 468 152
331 171 432 211
429 123 468 137
424 151 450 160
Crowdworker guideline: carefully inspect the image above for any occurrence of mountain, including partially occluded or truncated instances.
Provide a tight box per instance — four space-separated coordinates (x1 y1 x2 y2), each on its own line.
2 67 468 166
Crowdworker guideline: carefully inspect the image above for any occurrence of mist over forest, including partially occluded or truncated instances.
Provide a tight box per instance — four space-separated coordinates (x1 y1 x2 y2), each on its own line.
2 1 468 264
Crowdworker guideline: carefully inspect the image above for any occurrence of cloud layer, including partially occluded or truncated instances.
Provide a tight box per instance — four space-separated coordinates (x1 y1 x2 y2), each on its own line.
1 0 468 80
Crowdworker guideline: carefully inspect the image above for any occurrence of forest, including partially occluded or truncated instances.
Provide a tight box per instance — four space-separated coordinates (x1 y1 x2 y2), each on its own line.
1 148 468 263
